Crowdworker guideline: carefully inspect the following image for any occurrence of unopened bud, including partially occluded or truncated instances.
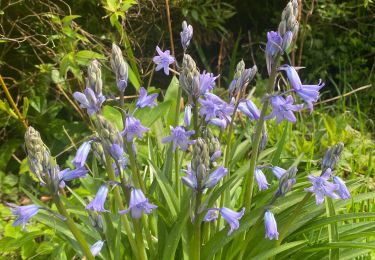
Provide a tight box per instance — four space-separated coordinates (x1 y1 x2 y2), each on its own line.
181 21 193 51
322 143 344 172
111 43 129 92
87 60 103 97
192 138 210 190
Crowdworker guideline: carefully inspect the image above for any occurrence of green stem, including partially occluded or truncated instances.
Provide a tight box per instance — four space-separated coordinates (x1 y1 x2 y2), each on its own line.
134 219 148 260
191 191 202 260
126 142 146 192
192 102 199 137
52 195 94 260
243 56 280 211
174 86 182 196
105 155 140 259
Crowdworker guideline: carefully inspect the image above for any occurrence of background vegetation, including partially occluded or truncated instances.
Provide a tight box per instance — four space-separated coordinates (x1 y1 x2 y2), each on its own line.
0 0 374 258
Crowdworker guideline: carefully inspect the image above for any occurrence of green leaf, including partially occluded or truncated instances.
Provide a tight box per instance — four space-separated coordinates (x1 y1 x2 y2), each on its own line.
75 50 106 66
22 97 29 118
0 99 18 118
102 105 123 130
134 101 172 128
0 139 22 170
252 241 307 259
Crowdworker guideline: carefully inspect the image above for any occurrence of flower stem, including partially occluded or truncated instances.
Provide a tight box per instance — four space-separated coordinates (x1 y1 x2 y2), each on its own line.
191 190 202 260
192 102 199 137
243 56 280 211
52 195 94 260
0 74 28 129
174 86 182 196
105 154 141 259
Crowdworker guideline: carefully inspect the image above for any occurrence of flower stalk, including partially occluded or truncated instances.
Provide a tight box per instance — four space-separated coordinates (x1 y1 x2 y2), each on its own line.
243 55 280 211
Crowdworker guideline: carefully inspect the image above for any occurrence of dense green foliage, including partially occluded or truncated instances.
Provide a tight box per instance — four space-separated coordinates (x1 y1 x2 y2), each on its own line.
0 0 374 259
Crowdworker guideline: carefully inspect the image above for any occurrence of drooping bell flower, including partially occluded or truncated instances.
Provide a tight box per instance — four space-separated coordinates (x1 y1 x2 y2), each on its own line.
73 88 105 116
7 204 40 231
123 116 149 142
204 207 245 235
86 185 110 212
265 31 283 76
272 166 287 179
90 240 105 257
264 210 279 240
333 176 351 200
199 71 218 95
279 65 325 113
184 104 192 127
72 141 92 168
119 188 157 219
238 100 260 120
255 168 269 191
58 167 88 188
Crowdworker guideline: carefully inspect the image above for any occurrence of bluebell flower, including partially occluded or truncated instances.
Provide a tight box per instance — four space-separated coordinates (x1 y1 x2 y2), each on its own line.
112 157 128 177
255 168 269 191
119 188 157 219
123 116 149 142
8 204 40 231
265 31 283 75
264 210 279 240
209 118 228 131
73 88 105 116
200 71 218 95
210 149 222 162
90 240 105 257
58 167 88 188
272 166 287 179
152 46 175 75
162 126 195 151
181 21 193 51
279 65 325 113
305 168 339 205
72 141 92 168
181 164 227 190
204 207 245 235
204 166 228 188
333 176 351 200
238 100 260 120
136 87 158 109
181 164 197 190
110 143 123 161
266 95 304 124
281 30 293 51
199 93 234 122
86 185 109 212
184 104 192 127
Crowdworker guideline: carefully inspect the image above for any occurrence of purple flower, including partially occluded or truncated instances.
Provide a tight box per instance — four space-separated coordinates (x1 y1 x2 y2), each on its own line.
255 168 269 191
205 166 228 188
200 71 218 94
110 143 123 161
119 188 157 219
73 88 105 116
265 31 283 75
136 87 158 109
305 169 339 205
59 167 88 188
111 43 128 92
209 118 228 131
204 207 245 235
333 176 351 200
90 240 105 256
184 104 192 127
199 93 234 122
112 157 128 177
123 116 149 142
210 149 222 162
181 21 193 50
238 100 260 120
181 164 197 190
181 164 227 190
162 126 195 151
86 185 109 212
72 141 92 168
8 204 40 231
266 95 304 124
281 31 293 51
279 65 325 113
152 46 175 75
264 210 279 240
272 166 287 179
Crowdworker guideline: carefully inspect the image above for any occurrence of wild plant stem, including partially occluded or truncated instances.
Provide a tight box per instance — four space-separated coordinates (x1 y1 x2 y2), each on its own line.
52 195 94 260
105 155 141 260
243 56 280 211
0 74 28 129
192 190 202 260
192 102 199 137
174 86 182 195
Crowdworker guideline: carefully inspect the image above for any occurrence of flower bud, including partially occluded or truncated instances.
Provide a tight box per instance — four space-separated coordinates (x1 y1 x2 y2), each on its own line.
111 43 129 92
180 54 200 101
276 166 297 197
87 60 103 98
181 21 193 51
191 138 210 190
322 143 344 172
